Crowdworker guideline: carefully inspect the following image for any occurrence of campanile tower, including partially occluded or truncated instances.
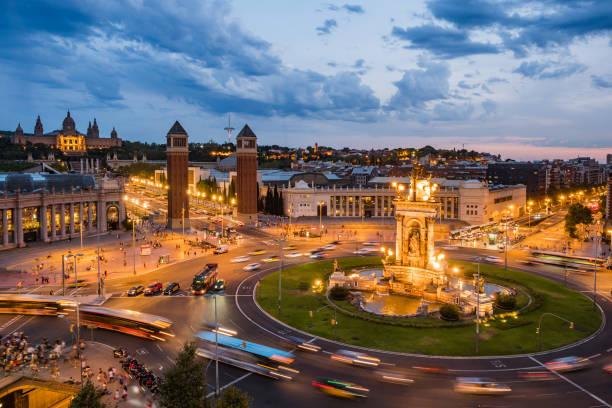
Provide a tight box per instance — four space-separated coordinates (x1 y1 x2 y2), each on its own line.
235 124 258 224
166 121 190 230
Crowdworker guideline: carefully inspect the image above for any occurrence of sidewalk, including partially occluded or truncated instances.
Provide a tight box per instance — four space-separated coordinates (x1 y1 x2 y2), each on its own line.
0 228 239 290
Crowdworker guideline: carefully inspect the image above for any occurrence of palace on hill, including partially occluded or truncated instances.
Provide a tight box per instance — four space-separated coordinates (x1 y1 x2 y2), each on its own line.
1 111 122 155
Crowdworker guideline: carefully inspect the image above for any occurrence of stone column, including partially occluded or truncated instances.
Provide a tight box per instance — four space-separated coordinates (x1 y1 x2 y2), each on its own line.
60 203 66 237
118 200 126 226
395 215 402 265
69 203 75 235
79 202 84 235
427 218 435 262
15 207 24 247
97 200 107 233
374 195 379 217
40 204 48 242
2 209 8 246
51 205 56 240
88 202 93 231
352 196 356 217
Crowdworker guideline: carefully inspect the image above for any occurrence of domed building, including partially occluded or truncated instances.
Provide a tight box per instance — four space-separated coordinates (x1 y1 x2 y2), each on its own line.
4 111 122 155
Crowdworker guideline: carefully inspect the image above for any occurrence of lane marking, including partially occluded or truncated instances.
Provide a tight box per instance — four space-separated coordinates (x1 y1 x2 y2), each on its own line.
529 355 611 408
587 353 602 359
205 372 251 399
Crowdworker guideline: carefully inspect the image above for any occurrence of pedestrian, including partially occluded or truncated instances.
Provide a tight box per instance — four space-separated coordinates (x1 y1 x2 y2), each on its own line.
122 385 127 401
114 390 120 401
109 367 114 383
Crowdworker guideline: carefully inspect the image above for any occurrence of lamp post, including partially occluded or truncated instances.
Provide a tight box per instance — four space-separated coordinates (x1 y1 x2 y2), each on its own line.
66 253 83 387
132 216 137 275
537 312 573 351
214 293 219 401
317 201 325 240
474 256 481 354
527 200 534 228
275 236 286 316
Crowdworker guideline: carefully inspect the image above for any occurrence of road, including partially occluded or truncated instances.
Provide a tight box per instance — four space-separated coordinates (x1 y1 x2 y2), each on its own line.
1 189 612 406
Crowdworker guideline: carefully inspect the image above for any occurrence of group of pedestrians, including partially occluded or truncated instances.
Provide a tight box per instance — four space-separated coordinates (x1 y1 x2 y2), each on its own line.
1 332 65 378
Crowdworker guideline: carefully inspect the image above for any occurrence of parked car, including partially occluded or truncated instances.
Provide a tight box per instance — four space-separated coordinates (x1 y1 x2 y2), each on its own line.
163 282 180 295
244 263 261 272
127 285 144 297
144 282 163 295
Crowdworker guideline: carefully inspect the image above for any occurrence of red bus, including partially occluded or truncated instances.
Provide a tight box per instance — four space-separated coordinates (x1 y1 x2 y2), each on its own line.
191 263 218 295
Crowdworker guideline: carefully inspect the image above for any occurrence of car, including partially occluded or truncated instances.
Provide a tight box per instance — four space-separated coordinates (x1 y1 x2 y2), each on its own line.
127 285 144 296
231 256 250 263
263 255 280 263
321 244 336 250
362 241 380 247
283 244 297 250
144 282 163 295
544 356 591 372
312 378 369 399
331 349 380 367
163 282 180 295
282 335 321 352
454 377 512 395
285 252 302 258
212 279 226 291
248 249 265 255
375 370 414 385
484 256 503 264
331 240 344 245
213 245 228 254
243 263 261 272
310 252 328 260
353 248 371 255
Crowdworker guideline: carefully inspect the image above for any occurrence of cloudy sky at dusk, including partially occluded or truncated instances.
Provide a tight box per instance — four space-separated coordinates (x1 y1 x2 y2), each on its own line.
1 0 611 161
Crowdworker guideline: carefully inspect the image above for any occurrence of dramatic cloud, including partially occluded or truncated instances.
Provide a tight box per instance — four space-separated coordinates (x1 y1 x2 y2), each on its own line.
513 61 587 79
392 0 612 59
592 75 612 88
342 4 364 14
387 60 450 110
316 19 338 35
391 25 500 58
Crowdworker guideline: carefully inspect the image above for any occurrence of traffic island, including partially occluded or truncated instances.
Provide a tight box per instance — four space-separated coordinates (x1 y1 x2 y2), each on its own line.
256 257 602 356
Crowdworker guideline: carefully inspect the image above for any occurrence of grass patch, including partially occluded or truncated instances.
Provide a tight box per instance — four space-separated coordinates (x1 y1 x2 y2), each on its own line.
257 257 602 356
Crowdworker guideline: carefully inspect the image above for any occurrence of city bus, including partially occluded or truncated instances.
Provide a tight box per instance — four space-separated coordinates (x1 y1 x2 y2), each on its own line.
0 294 75 316
77 305 174 341
526 250 607 270
196 331 298 380
191 263 218 295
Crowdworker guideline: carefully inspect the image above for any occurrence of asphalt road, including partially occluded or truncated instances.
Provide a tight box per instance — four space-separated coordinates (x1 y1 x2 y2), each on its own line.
2 226 612 406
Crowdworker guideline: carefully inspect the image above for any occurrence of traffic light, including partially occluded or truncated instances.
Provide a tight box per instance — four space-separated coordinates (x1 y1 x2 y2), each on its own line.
536 327 539 334
331 319 336 326
309 310 313 318
569 322 574 329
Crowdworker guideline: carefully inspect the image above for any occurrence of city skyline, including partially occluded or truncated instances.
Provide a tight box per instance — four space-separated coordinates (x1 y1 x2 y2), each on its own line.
1 0 611 161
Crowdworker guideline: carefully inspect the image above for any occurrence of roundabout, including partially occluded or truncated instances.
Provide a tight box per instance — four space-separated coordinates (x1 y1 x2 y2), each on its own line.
255 256 602 356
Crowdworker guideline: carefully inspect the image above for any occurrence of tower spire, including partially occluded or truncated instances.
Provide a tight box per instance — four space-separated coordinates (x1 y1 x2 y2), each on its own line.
224 113 235 142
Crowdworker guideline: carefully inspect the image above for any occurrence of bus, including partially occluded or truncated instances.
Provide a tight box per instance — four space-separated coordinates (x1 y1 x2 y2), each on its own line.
196 331 298 380
526 250 608 270
0 294 75 316
77 305 174 341
191 263 218 295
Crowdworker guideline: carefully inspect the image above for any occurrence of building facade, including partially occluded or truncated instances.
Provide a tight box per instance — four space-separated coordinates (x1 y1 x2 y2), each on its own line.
282 178 526 226
0 174 125 249
166 121 190 230
235 125 258 224
5 112 122 154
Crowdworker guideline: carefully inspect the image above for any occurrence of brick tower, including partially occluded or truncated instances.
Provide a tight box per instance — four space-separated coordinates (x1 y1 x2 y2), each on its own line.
236 124 258 224
166 121 190 230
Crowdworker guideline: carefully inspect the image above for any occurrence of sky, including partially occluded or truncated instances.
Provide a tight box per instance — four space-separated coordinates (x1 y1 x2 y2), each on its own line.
1 0 612 161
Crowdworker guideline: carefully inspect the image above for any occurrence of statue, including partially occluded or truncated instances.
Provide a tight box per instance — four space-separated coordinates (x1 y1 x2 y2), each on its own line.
408 228 420 256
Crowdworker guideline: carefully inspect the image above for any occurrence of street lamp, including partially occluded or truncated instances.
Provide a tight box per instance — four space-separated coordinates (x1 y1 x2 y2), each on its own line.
527 200 534 228
317 201 325 237
65 252 83 387
274 236 287 316
473 256 481 354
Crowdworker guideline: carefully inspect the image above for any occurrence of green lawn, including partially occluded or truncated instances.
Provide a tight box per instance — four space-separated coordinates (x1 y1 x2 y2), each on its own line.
256 257 602 356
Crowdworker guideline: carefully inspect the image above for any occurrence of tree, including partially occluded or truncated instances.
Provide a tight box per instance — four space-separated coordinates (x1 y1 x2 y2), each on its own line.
565 203 593 238
218 386 252 408
159 342 207 408
69 381 105 408
439 304 460 321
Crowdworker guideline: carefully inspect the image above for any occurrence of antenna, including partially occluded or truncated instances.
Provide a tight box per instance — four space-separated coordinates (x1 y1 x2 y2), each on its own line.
224 113 235 143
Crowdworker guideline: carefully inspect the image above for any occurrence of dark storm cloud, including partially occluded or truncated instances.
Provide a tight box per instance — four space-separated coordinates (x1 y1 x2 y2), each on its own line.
513 60 587 79
391 25 500 58
391 0 612 59
316 19 338 35
591 75 612 88
0 0 383 122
